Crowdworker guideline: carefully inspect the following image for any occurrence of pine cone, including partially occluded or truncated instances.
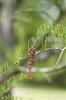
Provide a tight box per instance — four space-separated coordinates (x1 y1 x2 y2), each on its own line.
27 48 36 80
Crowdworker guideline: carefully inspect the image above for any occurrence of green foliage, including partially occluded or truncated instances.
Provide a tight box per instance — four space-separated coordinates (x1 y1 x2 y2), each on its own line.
0 0 66 99
0 22 66 98
36 24 66 48
56 0 66 11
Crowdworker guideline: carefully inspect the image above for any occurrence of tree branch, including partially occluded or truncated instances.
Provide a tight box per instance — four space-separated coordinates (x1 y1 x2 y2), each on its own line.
0 48 65 98
0 33 49 84
18 64 66 73
0 48 63 85
0 63 66 98
32 33 49 50
55 47 66 67
0 33 64 98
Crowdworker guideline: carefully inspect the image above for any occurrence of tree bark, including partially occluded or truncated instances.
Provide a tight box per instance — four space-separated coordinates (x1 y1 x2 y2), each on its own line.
0 0 16 47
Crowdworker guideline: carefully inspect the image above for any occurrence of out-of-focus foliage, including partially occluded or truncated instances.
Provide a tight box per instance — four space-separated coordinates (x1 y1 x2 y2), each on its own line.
12 0 66 63
0 0 66 77
0 0 66 98
0 0 66 76
56 0 66 11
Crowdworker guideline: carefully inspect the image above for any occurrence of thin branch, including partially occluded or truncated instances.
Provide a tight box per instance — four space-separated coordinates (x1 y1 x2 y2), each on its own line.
0 32 49 85
0 65 18 85
0 32 65 97
32 33 49 50
0 63 66 98
0 48 62 85
18 64 66 73
55 47 66 67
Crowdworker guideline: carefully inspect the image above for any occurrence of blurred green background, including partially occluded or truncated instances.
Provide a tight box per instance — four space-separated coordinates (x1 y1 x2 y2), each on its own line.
0 0 66 99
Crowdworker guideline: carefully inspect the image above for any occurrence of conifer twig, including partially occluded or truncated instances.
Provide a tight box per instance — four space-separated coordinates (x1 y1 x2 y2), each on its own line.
0 48 63 85
55 47 66 67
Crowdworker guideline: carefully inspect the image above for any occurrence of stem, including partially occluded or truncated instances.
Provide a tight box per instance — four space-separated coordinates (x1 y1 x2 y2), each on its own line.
55 47 66 67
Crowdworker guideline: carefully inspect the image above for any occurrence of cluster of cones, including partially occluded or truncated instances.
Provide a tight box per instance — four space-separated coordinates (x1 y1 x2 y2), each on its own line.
27 48 36 80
